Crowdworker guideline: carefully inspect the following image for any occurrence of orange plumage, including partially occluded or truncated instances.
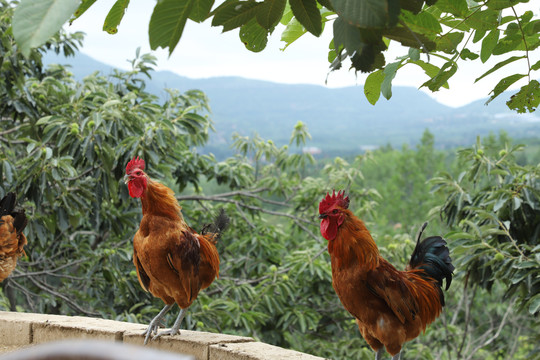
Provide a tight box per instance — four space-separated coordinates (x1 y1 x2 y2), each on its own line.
125 157 228 344
319 191 454 359
0 192 27 283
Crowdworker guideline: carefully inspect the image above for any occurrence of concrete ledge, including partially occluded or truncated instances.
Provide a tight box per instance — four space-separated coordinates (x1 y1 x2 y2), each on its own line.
0 312 327 360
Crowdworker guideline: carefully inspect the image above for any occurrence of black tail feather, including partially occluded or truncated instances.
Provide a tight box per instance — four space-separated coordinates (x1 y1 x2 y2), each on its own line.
409 222 455 293
201 208 230 240
0 192 27 234
0 192 16 217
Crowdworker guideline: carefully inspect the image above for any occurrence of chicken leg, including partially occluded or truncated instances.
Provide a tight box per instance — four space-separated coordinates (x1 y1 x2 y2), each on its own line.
153 307 188 340
142 304 173 345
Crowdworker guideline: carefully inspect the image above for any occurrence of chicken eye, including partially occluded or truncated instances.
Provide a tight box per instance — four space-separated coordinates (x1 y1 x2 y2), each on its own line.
332 209 338 214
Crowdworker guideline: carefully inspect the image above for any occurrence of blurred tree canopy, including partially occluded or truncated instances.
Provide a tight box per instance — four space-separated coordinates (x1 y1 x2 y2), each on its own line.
1 2 539 359
10 0 540 112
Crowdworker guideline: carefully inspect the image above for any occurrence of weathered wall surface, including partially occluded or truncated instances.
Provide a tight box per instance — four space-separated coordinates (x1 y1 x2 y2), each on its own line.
0 311 326 360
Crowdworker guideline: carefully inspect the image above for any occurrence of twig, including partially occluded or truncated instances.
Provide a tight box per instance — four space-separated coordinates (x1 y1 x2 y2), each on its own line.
465 299 516 359
511 6 531 81
28 276 100 317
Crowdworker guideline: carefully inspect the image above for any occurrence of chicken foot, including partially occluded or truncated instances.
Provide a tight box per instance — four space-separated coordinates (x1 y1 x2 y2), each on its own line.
142 304 173 345
153 307 188 340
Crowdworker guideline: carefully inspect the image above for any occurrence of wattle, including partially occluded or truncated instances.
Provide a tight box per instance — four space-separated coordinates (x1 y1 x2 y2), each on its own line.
128 182 144 198
321 217 338 241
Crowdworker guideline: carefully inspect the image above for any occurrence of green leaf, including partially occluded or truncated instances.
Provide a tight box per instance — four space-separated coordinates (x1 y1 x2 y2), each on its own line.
529 294 540 314
383 27 436 51
103 0 130 34
190 0 215 22
460 48 479 60
410 60 449 88
289 0 322 36
400 9 442 35
486 0 523 10
436 32 464 53
364 69 384 105
149 0 195 55
506 80 540 113
257 0 287 30
421 61 457 91
480 29 499 63
475 56 526 83
331 0 400 28
465 9 500 31
333 17 363 54
239 18 268 52
211 0 262 32
381 61 400 100
70 0 97 25
485 73 527 105
532 60 540 71
434 0 468 17
492 34 523 55
13 0 81 57
409 47 420 61
280 18 307 50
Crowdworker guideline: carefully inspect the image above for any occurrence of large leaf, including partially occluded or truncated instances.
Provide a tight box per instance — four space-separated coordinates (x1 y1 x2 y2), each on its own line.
410 60 450 89
240 17 268 52
331 0 400 28
70 0 97 25
257 0 287 30
103 0 130 34
289 0 322 36
333 17 363 55
364 69 384 105
280 18 307 50
381 61 400 99
211 0 262 32
506 80 540 113
149 0 195 55
465 9 500 31
13 0 81 57
190 0 215 22
485 73 527 105
475 56 526 83
480 29 499 63
434 0 468 17
383 27 436 51
436 32 464 53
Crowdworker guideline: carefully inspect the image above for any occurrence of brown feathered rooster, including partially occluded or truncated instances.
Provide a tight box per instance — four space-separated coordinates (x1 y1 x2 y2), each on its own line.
319 190 454 360
124 157 229 344
0 192 27 282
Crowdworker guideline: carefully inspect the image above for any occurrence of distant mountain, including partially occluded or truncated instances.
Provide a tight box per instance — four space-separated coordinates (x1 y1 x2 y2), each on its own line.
43 52 540 156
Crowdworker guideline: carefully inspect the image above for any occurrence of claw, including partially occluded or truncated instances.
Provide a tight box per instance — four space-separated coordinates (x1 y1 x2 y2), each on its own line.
153 328 181 341
142 304 173 345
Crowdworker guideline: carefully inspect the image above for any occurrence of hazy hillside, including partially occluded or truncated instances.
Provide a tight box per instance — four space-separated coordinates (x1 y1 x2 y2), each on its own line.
44 52 540 155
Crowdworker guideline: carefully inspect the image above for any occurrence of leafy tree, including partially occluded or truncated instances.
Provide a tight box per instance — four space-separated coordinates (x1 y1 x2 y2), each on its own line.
431 136 540 316
1 3 538 358
11 0 540 112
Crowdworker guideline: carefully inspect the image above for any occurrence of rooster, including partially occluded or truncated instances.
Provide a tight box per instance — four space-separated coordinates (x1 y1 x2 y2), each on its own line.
0 192 27 282
124 157 229 344
318 190 454 360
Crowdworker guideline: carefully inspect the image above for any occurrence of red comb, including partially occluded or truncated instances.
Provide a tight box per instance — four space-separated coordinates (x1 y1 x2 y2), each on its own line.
319 190 350 214
126 156 145 174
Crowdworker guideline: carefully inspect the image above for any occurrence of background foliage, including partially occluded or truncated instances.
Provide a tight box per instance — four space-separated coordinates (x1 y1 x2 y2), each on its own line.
1 2 539 359
10 0 540 112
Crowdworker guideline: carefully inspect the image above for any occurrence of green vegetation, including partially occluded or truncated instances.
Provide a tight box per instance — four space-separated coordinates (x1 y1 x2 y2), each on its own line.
1 4 539 359
11 0 540 112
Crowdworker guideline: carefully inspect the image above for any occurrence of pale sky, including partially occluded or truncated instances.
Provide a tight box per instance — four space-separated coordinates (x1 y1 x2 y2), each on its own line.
65 1 539 108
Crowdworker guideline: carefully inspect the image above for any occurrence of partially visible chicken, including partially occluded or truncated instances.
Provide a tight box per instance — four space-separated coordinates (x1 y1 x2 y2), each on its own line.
0 192 27 282
124 157 229 344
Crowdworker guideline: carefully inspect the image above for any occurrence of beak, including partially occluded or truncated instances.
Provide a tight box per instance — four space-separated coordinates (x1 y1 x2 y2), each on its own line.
123 174 130 184
318 213 327 219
